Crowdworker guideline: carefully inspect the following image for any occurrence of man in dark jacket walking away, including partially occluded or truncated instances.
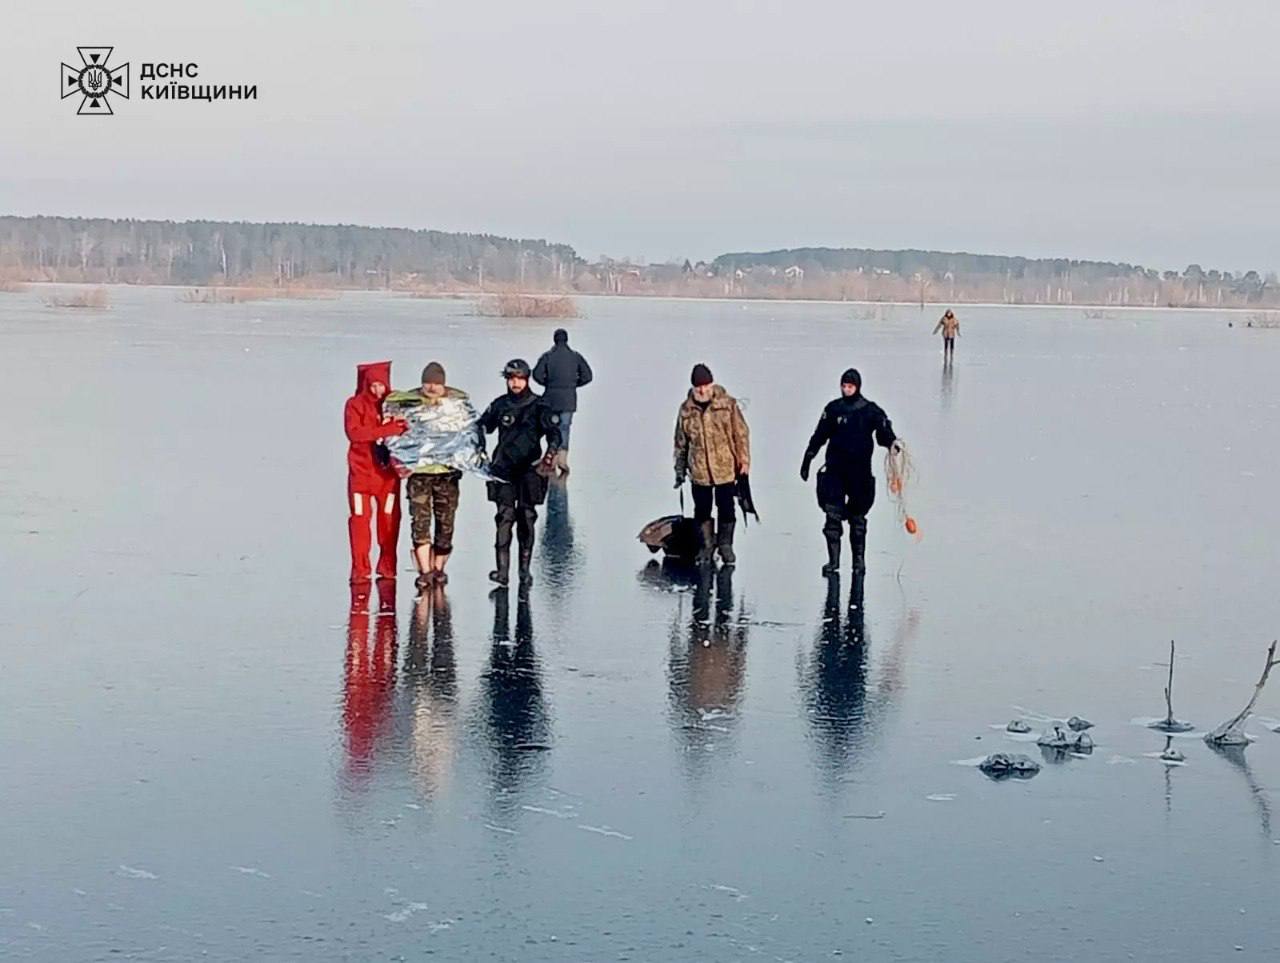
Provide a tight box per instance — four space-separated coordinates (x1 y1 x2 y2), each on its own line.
480 359 563 587
800 368 900 578
532 329 592 475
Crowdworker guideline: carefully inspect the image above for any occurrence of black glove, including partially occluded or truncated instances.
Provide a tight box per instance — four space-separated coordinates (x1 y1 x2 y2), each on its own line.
674 469 686 489
800 454 812 482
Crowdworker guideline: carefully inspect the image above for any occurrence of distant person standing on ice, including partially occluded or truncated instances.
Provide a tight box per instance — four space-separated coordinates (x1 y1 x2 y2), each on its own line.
800 368 899 578
674 364 751 568
933 309 960 360
532 328 593 476
344 361 407 583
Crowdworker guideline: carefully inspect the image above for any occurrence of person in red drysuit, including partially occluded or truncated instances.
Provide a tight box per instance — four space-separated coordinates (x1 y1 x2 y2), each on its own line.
345 361 407 582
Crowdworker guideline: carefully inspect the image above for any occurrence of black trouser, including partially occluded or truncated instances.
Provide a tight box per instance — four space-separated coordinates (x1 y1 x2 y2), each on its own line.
818 470 875 531
943 336 955 354
488 468 549 552
692 483 736 524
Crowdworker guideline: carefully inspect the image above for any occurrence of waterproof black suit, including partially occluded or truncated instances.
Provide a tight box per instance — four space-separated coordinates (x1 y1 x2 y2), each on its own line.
479 389 564 570
802 394 896 517
532 341 593 413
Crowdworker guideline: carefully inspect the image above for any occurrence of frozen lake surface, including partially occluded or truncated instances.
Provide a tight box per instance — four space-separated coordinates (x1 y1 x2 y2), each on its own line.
2 288 1279 960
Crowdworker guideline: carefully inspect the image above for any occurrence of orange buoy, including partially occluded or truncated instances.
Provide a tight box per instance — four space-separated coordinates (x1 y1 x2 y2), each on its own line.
904 516 918 535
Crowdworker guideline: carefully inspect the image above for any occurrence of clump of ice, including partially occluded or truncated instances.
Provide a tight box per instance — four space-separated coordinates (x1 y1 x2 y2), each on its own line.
1037 725 1094 753
977 753 1041 779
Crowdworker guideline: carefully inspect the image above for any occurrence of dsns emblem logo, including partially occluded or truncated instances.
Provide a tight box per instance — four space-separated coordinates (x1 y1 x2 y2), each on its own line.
61 47 129 115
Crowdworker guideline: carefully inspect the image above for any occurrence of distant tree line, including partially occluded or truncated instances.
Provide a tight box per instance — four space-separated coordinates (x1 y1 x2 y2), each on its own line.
700 247 1276 307
0 216 579 289
712 247 1160 282
1 216 1273 307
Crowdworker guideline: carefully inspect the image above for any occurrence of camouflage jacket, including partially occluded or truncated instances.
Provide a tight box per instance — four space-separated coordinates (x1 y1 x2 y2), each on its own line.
674 385 750 487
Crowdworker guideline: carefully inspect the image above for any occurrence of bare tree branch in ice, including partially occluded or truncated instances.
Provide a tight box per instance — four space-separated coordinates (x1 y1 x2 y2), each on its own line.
1149 639 1195 733
1205 640 1279 747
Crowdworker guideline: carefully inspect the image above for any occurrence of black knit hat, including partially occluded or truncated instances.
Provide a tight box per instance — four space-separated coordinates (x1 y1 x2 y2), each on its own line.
841 367 862 388
691 363 714 387
553 328 568 344
421 362 446 385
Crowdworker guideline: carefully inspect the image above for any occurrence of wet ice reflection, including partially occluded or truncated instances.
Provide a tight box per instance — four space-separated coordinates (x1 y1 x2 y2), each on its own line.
341 579 398 792
471 588 553 818
800 576 870 788
799 575 916 790
666 567 749 779
9 291 1280 960
538 478 579 598
1208 742 1274 839
404 586 459 800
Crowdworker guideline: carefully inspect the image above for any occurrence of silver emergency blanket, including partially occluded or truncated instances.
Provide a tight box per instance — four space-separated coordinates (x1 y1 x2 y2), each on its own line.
383 392 497 480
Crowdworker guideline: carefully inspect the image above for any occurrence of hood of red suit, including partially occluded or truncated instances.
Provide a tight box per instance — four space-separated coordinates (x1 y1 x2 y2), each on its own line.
354 361 392 396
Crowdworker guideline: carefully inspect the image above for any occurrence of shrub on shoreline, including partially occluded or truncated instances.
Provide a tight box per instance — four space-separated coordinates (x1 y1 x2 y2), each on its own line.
478 294 579 319
48 287 109 309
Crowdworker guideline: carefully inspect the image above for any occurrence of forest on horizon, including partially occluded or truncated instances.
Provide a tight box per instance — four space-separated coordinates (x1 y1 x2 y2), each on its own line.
0 215 1273 308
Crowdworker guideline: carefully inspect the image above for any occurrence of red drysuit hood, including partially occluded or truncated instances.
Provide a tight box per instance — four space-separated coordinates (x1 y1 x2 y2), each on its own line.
355 361 392 395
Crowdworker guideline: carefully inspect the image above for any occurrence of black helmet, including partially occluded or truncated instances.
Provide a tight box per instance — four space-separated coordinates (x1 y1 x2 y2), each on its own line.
502 358 531 379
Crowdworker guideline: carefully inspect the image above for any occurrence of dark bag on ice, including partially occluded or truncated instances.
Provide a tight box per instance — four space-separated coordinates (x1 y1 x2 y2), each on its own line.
637 514 701 561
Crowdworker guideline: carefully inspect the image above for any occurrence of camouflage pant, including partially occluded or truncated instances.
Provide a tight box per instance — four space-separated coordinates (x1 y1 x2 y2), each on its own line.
406 472 461 554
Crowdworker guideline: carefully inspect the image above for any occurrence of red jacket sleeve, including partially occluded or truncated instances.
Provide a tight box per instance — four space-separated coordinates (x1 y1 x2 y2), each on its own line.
345 397 405 443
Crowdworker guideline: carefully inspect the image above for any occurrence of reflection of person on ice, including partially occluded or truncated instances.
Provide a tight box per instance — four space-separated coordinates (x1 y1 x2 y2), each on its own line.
342 578 398 783
532 328 592 476
800 368 900 578
344 361 407 583
479 359 563 587
933 309 959 360
674 363 751 568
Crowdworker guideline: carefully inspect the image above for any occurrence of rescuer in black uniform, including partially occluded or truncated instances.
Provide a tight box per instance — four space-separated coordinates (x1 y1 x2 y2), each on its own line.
479 359 563 587
800 368 900 577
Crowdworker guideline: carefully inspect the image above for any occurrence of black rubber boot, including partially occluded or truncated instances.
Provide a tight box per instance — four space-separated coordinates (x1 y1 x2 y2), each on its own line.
489 546 510 586
821 512 843 577
716 519 736 566
516 510 535 585
696 520 716 567
847 573 866 628
849 516 867 576
490 514 513 586
822 533 842 576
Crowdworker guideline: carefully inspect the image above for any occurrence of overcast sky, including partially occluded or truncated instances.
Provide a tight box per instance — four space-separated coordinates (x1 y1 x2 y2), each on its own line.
3 1 1277 272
